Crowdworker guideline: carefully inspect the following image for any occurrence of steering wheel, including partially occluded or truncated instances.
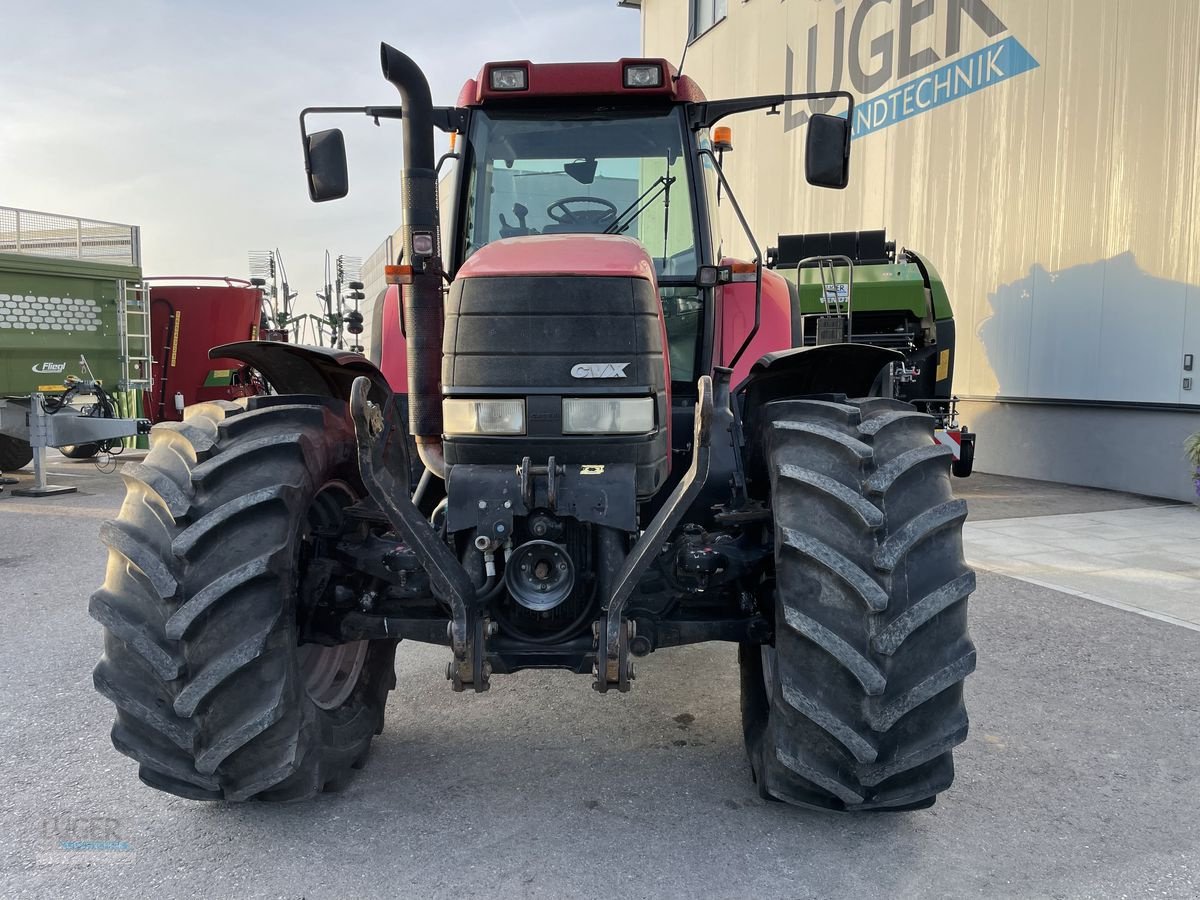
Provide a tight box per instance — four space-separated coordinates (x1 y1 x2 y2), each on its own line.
546 196 618 226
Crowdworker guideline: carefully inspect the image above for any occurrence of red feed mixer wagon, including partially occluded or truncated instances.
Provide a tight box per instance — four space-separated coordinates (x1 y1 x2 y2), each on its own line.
54 277 270 461
144 278 267 422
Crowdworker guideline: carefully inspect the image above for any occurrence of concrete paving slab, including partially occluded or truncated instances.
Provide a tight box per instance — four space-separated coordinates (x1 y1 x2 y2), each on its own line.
998 550 1113 573
956 472 1180 521
1106 551 1200 573
964 506 1200 630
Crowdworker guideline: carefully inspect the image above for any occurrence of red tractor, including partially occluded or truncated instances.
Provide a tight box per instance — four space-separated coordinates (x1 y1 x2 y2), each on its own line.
92 46 975 811
143 278 267 423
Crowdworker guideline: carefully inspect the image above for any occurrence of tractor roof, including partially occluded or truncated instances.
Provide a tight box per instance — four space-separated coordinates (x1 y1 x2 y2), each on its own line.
457 59 706 107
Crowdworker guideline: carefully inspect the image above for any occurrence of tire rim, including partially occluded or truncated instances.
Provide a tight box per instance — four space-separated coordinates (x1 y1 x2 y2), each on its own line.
298 481 369 710
299 640 369 710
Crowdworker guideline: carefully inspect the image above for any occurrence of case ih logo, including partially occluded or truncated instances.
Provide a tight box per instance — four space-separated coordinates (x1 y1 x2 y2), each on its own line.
31 361 67 374
784 0 1039 140
571 363 629 379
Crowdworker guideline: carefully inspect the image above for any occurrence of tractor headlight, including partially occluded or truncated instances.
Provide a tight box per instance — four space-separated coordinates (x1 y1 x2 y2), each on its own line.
623 63 663 88
562 397 655 434
443 398 525 435
489 66 528 91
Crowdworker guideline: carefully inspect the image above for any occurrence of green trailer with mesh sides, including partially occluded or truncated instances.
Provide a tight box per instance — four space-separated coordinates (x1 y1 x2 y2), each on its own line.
0 206 151 494
766 228 975 476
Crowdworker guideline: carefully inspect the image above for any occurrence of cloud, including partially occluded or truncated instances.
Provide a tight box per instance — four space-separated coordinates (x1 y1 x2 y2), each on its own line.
0 0 639 312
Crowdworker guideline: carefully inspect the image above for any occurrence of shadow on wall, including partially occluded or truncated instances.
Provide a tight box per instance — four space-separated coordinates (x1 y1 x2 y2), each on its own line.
977 252 1196 404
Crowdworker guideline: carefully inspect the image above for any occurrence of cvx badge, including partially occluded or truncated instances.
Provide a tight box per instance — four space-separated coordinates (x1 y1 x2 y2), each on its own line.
571 363 629 379
31 361 67 375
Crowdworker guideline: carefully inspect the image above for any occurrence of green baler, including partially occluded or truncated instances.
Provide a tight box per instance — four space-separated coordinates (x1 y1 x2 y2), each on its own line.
767 229 974 475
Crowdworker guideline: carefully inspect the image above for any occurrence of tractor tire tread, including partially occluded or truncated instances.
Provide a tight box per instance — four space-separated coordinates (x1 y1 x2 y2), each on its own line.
91 399 395 802
743 396 976 811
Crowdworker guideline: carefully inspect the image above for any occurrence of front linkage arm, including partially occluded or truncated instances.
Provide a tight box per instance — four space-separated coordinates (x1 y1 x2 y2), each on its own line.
348 376 490 691
595 374 715 693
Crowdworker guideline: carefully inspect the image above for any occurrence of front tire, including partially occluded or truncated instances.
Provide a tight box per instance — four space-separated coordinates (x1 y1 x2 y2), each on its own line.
741 397 976 811
91 395 397 801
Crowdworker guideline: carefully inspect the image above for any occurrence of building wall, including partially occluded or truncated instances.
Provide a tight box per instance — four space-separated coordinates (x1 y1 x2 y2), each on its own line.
960 398 1200 499
640 0 1200 500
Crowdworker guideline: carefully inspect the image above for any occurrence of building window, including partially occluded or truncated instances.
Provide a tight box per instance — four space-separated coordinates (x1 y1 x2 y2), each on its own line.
689 0 727 42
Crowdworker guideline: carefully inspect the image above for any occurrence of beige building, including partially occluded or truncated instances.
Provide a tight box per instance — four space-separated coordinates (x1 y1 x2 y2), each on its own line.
629 0 1200 501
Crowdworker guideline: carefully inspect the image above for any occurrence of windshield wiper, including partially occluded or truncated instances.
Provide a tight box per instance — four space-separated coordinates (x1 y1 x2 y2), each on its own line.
603 176 676 236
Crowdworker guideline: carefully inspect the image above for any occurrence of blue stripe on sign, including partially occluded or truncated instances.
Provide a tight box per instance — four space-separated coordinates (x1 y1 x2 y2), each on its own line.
849 35 1039 140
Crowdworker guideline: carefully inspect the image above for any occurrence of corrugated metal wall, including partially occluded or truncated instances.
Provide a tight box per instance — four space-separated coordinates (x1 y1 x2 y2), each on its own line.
642 0 1200 407
641 0 1200 499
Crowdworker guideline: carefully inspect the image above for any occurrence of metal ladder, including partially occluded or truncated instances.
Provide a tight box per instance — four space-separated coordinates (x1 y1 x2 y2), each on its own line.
117 279 153 394
796 255 855 345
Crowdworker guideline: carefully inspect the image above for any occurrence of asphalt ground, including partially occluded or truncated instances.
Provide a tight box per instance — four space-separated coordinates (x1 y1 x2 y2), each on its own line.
1 455 1197 899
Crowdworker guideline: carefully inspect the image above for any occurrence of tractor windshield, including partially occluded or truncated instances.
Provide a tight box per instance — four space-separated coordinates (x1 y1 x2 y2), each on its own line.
461 108 699 278
461 107 704 382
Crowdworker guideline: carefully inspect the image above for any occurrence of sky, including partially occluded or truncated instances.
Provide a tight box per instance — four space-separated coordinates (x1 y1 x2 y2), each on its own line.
0 0 640 316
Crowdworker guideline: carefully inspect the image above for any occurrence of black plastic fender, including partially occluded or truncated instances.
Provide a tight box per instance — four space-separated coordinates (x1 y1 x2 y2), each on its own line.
212 341 393 403
737 344 903 409
735 344 904 498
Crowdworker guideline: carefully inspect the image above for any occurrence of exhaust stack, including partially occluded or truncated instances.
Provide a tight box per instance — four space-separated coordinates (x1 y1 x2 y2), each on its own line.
380 42 445 476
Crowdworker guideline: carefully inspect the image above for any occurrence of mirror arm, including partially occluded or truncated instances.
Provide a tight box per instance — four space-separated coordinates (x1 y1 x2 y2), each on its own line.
687 90 855 129
696 148 762 372
299 106 403 156
299 105 466 141
300 105 404 133
431 107 469 133
299 104 467 201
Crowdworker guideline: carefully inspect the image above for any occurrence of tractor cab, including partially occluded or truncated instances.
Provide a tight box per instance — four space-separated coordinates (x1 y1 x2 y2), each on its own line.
437 59 850 393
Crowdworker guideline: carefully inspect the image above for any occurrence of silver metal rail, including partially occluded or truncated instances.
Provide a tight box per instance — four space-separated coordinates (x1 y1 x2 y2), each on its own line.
0 205 141 267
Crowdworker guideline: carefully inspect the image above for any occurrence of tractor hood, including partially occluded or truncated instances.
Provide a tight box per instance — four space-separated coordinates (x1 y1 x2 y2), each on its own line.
443 232 670 497
457 235 658 282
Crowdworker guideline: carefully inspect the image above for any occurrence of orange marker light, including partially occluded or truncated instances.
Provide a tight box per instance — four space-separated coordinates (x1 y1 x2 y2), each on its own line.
385 265 414 285
728 260 758 282
712 126 733 152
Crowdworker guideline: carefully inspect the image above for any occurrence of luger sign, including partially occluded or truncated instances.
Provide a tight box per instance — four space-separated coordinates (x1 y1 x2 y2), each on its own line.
783 0 1039 139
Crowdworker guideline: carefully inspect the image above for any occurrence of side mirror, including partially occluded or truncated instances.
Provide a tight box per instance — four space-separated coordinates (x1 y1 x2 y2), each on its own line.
804 113 850 190
304 128 349 202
